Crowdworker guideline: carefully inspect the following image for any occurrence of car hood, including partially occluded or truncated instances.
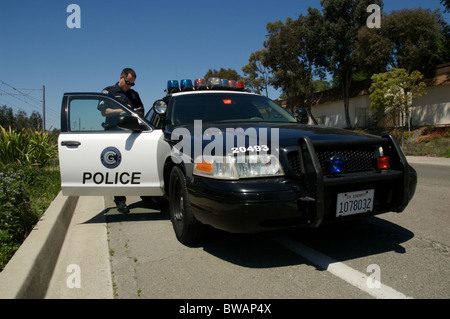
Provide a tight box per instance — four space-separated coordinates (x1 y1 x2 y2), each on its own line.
166 122 379 151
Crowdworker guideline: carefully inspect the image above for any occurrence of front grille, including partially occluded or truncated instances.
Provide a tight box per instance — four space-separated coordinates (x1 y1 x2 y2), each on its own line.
287 145 378 176
287 151 303 176
316 147 376 173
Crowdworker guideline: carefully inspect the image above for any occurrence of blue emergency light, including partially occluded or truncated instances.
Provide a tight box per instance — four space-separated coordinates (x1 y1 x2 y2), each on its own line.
220 79 229 88
180 79 193 91
329 155 347 174
167 80 179 89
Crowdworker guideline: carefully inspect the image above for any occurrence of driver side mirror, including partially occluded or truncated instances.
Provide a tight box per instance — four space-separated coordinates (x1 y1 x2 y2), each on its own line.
153 100 168 115
294 108 309 124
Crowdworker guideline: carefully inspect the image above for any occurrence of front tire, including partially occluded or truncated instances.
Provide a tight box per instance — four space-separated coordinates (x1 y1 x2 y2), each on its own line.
168 166 203 244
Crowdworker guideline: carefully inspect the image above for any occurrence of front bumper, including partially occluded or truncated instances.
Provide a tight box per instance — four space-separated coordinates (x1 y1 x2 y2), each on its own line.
188 177 305 233
187 135 417 234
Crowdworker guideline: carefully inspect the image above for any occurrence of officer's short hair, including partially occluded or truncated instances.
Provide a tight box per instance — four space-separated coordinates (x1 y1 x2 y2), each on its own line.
121 68 137 79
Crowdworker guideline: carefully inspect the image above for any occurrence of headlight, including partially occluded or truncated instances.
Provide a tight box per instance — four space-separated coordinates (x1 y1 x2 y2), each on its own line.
193 155 284 180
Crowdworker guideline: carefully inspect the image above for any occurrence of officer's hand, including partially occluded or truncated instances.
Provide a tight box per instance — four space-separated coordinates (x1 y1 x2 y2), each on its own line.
135 106 145 117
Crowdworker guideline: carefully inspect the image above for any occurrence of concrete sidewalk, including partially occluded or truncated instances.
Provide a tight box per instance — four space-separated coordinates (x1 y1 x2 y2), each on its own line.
45 196 113 299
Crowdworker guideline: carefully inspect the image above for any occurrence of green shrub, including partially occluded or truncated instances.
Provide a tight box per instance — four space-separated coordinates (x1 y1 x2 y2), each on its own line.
0 162 61 271
0 126 57 167
0 125 60 270
389 128 409 144
0 164 38 269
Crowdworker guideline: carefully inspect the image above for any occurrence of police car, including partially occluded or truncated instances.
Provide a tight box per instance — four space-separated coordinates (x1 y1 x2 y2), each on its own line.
58 78 417 244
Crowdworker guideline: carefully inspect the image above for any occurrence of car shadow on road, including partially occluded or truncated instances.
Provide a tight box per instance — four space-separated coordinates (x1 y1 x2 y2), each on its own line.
199 230 310 269
199 216 415 269
83 196 415 270
83 197 170 224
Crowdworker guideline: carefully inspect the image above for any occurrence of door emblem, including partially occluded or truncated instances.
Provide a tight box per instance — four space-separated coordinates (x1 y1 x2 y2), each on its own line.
101 147 122 169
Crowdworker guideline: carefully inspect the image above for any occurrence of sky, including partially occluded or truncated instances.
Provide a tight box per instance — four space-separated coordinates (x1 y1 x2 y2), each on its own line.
0 0 448 130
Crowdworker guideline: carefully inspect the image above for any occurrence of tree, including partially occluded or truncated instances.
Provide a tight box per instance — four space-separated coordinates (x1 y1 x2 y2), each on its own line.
356 8 445 75
0 105 14 128
369 68 427 142
204 68 240 81
383 9 442 74
317 0 384 129
241 50 271 96
264 19 305 113
263 11 326 124
441 0 450 13
433 11 450 66
29 111 43 131
14 110 29 130
0 105 43 131
355 25 392 77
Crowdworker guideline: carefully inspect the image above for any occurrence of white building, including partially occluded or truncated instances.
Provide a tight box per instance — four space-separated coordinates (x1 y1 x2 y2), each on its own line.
277 64 450 129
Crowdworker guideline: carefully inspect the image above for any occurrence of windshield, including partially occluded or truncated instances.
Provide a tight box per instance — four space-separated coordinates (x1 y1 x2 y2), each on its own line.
169 93 297 125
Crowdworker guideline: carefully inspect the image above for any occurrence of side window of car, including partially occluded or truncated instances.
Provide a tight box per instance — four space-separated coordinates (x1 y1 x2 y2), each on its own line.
145 107 155 123
145 105 165 129
68 96 131 132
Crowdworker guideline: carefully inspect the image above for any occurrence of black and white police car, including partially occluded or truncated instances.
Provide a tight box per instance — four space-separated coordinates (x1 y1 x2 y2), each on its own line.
58 78 417 244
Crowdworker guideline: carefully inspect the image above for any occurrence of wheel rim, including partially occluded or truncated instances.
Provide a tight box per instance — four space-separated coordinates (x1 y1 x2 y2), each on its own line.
173 179 184 223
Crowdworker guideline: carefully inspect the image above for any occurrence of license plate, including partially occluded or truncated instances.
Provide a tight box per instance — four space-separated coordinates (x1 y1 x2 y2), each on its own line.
336 189 374 217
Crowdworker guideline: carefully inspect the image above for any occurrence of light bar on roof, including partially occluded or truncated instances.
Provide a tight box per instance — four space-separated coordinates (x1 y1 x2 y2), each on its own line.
167 80 180 93
166 78 245 93
180 79 193 91
228 80 237 89
194 78 207 90
207 77 221 89
220 79 229 88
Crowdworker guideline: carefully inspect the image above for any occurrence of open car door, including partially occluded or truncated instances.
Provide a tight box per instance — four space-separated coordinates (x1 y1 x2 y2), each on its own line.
58 93 168 196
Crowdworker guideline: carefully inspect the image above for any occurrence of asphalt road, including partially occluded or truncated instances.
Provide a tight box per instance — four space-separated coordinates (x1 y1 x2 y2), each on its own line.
105 160 449 300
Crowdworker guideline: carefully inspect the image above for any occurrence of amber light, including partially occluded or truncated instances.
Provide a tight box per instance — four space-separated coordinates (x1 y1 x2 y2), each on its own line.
195 160 214 173
377 156 391 170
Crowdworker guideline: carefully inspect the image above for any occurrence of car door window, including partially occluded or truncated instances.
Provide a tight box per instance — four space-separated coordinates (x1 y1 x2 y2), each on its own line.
68 96 132 132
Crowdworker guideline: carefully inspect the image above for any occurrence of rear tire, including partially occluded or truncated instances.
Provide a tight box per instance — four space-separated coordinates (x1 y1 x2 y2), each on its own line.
168 166 203 244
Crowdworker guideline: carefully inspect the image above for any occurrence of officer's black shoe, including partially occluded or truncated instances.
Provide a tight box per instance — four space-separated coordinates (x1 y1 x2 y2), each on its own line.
116 201 130 214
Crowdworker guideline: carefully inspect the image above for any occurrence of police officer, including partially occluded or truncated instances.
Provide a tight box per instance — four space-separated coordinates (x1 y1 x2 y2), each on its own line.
100 68 144 119
101 68 145 213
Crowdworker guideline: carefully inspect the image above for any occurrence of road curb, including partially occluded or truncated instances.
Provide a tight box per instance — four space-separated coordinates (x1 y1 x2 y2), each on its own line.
0 192 79 299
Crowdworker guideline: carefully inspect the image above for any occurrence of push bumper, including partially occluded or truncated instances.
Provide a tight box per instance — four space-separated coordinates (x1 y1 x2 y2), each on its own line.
187 134 417 234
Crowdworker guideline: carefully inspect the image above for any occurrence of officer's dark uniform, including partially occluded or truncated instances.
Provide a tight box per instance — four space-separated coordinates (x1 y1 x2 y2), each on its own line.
100 83 146 211
100 83 144 118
